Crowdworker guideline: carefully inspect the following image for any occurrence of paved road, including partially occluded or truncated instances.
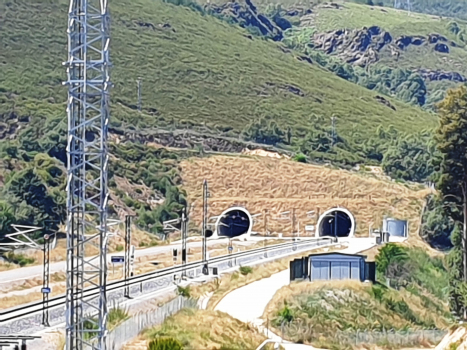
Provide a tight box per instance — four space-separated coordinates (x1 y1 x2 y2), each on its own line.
215 237 377 350
0 236 318 286
0 237 236 285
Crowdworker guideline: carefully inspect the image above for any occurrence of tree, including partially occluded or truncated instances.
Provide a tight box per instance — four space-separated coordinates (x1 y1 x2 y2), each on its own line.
420 195 454 250
435 85 467 319
242 118 286 145
382 133 438 182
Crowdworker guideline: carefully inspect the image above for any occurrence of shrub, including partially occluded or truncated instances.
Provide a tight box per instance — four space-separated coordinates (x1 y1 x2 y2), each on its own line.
148 337 184 350
107 304 129 329
5 252 35 267
115 244 124 252
276 302 294 324
177 285 191 298
292 153 307 163
239 266 253 275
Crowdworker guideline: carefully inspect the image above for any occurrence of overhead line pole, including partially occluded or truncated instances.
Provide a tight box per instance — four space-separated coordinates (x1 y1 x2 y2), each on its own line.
64 0 111 346
42 234 51 327
182 206 188 278
202 180 209 274
124 215 134 298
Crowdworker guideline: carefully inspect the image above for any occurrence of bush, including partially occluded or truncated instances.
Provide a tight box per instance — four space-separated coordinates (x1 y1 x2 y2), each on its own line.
292 153 307 163
239 266 253 275
276 302 294 324
148 337 184 350
177 285 191 298
4 252 35 267
107 304 129 329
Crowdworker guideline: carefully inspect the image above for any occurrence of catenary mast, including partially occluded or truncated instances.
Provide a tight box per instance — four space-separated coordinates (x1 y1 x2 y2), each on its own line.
64 0 111 347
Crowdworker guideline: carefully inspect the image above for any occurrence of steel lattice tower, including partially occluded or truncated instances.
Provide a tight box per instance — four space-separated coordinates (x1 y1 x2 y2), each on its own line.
64 0 111 348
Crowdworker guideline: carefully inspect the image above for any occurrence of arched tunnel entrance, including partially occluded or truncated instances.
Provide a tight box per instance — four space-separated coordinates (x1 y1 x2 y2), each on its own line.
215 207 253 239
317 207 355 238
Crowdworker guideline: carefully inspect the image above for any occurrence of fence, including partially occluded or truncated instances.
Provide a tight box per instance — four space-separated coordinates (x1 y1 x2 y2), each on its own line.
105 296 199 350
333 329 448 347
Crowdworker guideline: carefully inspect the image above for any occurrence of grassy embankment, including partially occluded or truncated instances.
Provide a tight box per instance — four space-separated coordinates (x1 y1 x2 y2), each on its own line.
264 245 450 349
124 308 280 350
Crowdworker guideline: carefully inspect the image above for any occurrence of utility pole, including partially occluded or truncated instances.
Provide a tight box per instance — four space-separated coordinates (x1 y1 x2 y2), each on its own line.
334 211 338 239
124 215 134 298
181 207 188 278
331 116 337 147
137 77 142 112
202 180 209 274
42 234 51 327
291 208 296 239
64 0 111 346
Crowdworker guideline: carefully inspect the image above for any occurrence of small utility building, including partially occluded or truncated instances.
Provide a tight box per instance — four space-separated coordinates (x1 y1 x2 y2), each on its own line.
290 252 375 283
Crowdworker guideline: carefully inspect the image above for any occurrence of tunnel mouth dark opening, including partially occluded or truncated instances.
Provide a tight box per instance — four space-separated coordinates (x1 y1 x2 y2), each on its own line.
320 210 352 237
205 229 213 238
218 209 251 238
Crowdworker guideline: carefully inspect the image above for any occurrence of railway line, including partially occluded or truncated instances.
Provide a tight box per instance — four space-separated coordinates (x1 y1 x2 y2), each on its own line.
0 237 334 335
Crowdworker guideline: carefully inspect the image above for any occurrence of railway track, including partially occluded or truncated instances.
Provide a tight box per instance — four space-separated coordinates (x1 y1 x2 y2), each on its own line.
0 237 333 334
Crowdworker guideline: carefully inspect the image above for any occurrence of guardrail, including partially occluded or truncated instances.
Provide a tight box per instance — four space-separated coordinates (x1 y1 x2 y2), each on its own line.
0 237 332 335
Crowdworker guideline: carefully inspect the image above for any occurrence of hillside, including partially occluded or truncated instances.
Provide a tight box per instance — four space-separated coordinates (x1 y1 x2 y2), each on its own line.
0 0 439 238
268 1 467 108
180 154 433 243
128 308 276 350
0 0 435 142
264 280 449 349
263 244 450 349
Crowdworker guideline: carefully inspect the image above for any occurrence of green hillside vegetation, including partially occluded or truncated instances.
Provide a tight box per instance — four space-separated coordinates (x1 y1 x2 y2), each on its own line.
265 245 451 349
0 0 439 236
275 1 467 108
309 2 462 37
0 0 434 142
351 0 467 21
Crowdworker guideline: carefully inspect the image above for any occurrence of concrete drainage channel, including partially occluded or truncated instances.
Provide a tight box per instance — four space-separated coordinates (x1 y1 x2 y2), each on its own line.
1 238 333 337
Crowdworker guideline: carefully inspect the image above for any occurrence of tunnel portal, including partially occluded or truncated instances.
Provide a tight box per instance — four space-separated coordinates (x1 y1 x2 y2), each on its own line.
215 207 252 239
317 208 355 238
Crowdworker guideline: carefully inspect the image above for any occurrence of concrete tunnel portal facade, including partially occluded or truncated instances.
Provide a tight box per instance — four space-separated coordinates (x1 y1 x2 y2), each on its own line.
214 207 253 239
316 207 355 238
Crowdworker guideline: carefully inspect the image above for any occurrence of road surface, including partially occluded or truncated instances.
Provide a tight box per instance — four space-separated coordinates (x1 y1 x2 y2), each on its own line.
0 236 319 286
0 237 237 286
215 237 377 350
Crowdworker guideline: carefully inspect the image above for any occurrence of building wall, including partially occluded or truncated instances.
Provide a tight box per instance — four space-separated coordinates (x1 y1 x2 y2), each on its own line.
309 254 365 282
290 253 375 283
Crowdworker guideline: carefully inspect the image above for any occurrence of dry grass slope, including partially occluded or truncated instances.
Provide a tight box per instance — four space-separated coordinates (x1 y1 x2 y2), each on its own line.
181 155 433 244
136 308 274 350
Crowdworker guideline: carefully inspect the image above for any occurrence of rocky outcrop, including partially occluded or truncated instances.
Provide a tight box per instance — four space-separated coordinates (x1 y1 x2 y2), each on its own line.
394 35 425 49
416 69 466 82
207 0 283 41
375 95 396 111
0 112 30 140
313 26 392 66
312 26 457 67
434 42 449 53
